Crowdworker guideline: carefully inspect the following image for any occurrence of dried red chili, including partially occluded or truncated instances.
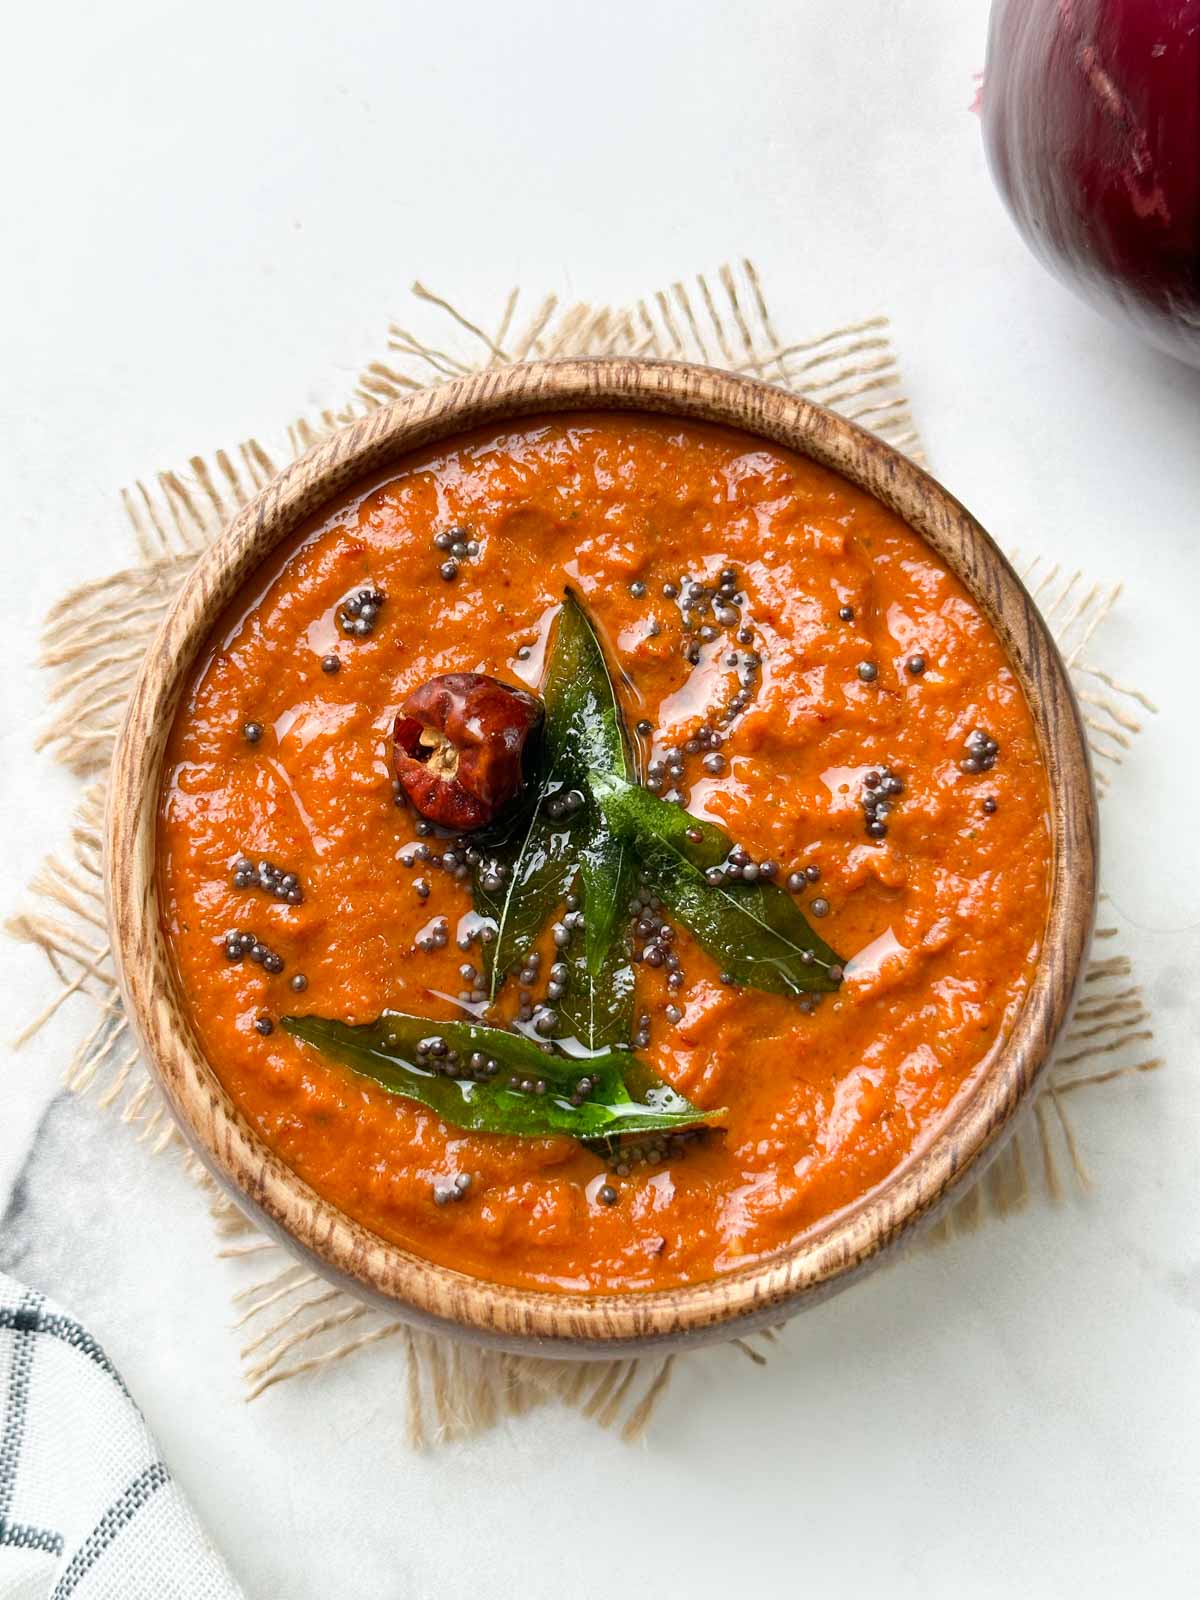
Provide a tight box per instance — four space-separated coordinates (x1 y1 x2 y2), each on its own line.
393 673 542 830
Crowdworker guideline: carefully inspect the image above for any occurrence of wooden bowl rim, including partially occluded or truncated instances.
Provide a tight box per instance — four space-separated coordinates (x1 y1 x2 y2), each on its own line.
106 357 1097 1354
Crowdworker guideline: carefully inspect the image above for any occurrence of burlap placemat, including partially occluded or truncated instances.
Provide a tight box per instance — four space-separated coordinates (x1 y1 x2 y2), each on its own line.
8 262 1162 1445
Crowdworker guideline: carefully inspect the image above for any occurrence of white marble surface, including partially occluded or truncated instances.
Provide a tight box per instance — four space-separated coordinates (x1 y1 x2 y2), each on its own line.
2 1 1198 1595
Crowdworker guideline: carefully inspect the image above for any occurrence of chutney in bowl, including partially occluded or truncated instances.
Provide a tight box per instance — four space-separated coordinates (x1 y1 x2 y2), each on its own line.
109 361 1095 1351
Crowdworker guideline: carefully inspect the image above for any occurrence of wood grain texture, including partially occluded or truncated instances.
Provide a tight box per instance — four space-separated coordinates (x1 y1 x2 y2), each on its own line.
105 360 1098 1356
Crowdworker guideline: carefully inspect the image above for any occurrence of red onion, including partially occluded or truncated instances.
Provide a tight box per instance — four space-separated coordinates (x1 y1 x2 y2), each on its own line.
983 0 1200 366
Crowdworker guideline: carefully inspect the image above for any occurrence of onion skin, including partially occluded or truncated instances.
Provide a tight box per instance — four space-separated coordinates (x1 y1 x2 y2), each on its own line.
983 0 1200 365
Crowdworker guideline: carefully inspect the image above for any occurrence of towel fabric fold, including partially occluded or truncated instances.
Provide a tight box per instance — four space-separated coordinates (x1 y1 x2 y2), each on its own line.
0 1271 243 1600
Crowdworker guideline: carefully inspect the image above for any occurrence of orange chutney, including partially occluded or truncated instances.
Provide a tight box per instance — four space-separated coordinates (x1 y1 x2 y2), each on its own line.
158 415 1051 1293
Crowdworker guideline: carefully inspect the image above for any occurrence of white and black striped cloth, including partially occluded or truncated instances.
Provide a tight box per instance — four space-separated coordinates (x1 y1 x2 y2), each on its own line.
0 1271 243 1599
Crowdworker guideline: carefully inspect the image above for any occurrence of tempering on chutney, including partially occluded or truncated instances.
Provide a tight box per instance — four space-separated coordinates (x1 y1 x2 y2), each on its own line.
158 414 1051 1294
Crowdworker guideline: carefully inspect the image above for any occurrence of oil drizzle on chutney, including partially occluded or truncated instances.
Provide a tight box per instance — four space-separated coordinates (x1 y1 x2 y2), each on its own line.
157 414 1051 1294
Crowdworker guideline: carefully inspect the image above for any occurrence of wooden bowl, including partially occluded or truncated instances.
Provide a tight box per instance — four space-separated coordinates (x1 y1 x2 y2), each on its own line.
106 359 1097 1356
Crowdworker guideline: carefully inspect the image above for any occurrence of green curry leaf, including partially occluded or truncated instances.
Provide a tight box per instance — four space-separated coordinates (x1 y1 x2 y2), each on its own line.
472 590 636 1042
554 907 637 1054
543 588 632 779
593 774 844 996
475 804 577 998
281 1011 718 1139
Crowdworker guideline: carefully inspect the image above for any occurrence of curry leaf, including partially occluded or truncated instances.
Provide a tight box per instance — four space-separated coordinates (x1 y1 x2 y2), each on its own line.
549 591 638 1046
472 589 635 1030
593 774 844 996
281 1011 719 1140
543 587 633 975
468 741 575 997
554 906 636 1053
543 588 632 779
477 806 577 996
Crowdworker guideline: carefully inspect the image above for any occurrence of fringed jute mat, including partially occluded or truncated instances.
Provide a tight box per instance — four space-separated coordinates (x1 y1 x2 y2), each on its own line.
7 262 1163 1445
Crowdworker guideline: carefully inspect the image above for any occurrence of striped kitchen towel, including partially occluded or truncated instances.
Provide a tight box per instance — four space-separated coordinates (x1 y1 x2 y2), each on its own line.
0 1272 243 1599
